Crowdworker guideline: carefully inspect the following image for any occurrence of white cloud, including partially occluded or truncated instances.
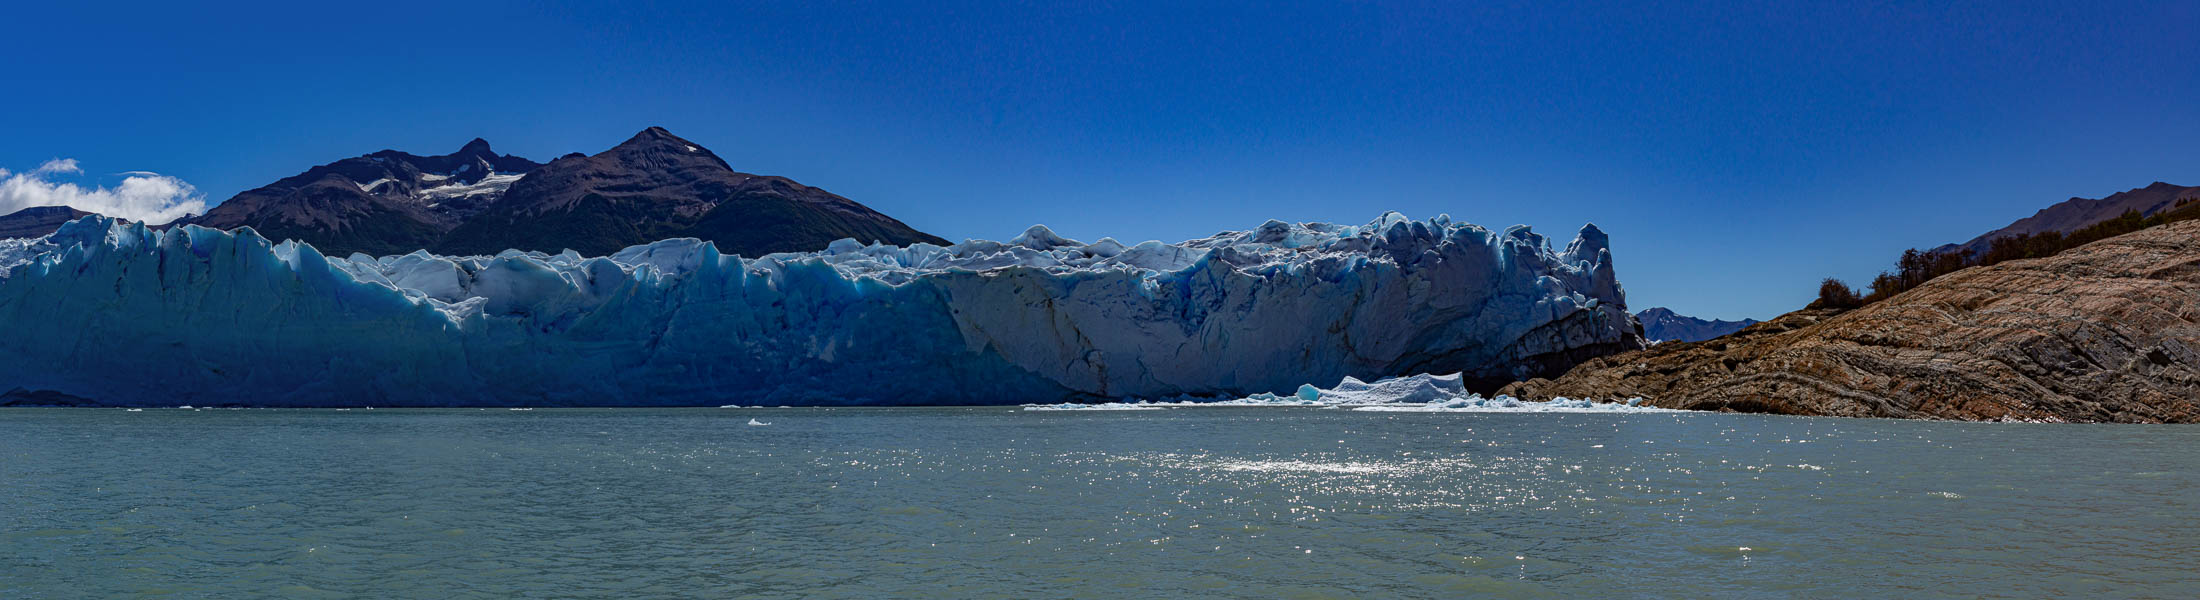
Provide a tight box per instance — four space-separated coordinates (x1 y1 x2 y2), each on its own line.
0 160 206 225
34 159 81 175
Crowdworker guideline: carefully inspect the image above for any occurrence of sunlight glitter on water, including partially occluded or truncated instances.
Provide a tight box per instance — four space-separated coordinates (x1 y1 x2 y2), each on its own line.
1208 459 1399 474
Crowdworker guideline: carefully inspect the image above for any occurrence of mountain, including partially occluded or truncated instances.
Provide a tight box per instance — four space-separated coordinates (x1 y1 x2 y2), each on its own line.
179 127 944 258
0 206 93 239
433 127 946 256
1635 307 1756 343
1944 182 2200 256
186 138 543 256
1504 219 2200 423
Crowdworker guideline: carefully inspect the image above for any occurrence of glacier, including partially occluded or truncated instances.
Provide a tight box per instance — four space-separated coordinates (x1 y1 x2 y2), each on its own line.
0 212 1641 407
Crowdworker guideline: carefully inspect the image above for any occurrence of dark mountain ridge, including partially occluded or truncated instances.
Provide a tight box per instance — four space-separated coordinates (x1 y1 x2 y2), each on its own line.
183 138 544 255
0 206 94 239
136 127 945 257
434 127 947 256
1943 182 2200 256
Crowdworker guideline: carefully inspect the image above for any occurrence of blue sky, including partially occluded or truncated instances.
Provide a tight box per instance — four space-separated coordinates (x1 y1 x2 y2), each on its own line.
4 1 2196 320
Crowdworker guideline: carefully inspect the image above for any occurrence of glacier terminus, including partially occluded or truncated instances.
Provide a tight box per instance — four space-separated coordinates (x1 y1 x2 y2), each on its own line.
0 213 1643 406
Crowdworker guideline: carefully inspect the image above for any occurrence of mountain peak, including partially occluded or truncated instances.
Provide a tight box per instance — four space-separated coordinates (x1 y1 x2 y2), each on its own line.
621 126 687 146
602 126 726 169
458 137 494 155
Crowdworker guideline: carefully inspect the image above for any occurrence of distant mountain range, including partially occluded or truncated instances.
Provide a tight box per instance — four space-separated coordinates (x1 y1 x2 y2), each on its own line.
1940 182 2200 256
0 127 945 257
1635 308 1756 343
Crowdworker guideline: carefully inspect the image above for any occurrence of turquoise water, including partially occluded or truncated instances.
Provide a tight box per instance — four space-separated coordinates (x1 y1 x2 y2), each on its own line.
3 407 2196 598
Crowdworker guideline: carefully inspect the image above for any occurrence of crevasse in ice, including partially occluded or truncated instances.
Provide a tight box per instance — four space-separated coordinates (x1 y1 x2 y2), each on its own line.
0 212 1641 406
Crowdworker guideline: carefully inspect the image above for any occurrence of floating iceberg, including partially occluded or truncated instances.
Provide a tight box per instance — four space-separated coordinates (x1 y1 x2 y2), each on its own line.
1347 395 1667 413
0 212 1641 406
1022 403 1170 411
1027 373 1671 413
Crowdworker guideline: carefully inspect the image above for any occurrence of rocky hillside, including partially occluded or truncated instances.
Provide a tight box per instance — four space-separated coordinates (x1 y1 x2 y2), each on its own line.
1504 220 2200 423
1636 307 1756 343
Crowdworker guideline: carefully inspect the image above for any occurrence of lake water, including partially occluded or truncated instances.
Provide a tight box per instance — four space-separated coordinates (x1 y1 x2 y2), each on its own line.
3 407 2196 598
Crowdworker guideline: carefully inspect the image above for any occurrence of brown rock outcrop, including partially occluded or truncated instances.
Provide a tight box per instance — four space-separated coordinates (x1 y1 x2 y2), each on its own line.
1502 220 2200 423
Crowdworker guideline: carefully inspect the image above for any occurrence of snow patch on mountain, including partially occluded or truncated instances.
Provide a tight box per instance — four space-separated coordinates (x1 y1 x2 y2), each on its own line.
418 172 523 204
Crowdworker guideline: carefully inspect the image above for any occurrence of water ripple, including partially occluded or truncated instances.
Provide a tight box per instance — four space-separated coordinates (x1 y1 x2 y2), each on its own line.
1 408 2196 598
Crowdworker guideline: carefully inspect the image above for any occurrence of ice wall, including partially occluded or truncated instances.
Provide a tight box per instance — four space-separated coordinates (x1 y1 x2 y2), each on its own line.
0 213 1642 406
